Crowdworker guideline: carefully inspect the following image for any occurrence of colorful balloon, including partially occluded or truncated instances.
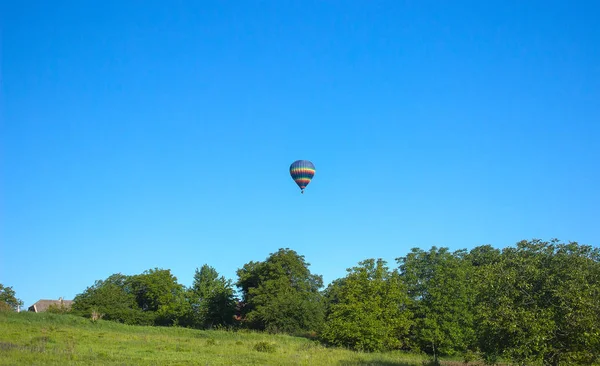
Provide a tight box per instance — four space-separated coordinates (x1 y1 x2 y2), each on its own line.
289 160 315 194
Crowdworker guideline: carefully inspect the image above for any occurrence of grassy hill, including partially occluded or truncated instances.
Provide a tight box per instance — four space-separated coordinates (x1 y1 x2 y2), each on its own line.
0 311 432 365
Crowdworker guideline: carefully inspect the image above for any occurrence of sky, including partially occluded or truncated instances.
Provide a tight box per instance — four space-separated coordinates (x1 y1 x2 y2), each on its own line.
1 1 599 308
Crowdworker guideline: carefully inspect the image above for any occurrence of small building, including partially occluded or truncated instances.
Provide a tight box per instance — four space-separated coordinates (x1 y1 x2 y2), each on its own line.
28 297 73 313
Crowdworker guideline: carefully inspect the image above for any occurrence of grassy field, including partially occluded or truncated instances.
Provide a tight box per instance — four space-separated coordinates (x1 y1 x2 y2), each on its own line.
0 311 460 365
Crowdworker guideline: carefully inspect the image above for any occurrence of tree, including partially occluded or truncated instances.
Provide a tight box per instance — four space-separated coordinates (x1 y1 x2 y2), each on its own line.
320 259 413 352
72 269 189 326
128 268 188 326
544 241 600 365
236 248 324 333
72 273 154 325
0 284 24 311
398 247 476 362
188 264 237 329
474 239 600 365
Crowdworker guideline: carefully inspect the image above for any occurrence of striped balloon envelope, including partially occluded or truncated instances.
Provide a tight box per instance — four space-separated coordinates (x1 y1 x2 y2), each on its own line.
289 160 315 194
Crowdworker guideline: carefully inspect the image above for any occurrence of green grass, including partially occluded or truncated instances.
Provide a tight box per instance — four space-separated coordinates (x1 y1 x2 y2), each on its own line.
0 311 437 365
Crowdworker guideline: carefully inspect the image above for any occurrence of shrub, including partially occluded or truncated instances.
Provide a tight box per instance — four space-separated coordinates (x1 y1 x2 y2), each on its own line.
253 341 277 353
47 303 71 314
0 302 12 312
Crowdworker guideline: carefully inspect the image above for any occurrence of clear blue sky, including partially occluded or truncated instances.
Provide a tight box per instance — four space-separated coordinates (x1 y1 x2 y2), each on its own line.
2 1 599 308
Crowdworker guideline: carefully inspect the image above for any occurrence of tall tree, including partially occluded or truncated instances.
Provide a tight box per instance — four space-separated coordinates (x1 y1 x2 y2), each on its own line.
236 248 324 333
188 264 237 329
398 247 475 362
320 259 413 352
128 268 188 326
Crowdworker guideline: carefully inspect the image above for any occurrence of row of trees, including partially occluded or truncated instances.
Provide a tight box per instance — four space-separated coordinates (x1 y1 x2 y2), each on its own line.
70 265 237 328
3 239 599 365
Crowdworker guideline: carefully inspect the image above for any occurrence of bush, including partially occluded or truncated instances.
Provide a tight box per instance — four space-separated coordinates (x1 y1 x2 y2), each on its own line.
47 303 71 314
0 302 12 312
253 341 277 353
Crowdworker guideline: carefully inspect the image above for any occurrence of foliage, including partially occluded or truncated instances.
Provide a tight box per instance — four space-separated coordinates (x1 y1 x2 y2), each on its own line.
127 268 188 326
0 284 23 312
0 302 12 312
188 264 238 329
60 239 600 364
320 259 413 352
236 248 325 334
72 267 227 329
72 269 189 326
474 239 600 365
46 303 71 314
398 247 476 361
72 273 154 325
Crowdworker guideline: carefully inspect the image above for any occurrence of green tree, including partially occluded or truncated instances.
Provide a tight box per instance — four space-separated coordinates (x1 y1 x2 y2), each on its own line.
128 268 188 326
544 241 600 365
0 284 24 311
236 248 324 333
474 239 600 365
320 259 413 352
398 247 475 362
188 264 237 329
72 273 154 325
72 269 189 326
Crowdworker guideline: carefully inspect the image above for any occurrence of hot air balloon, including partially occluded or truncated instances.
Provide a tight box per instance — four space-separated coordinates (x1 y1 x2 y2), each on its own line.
289 160 315 194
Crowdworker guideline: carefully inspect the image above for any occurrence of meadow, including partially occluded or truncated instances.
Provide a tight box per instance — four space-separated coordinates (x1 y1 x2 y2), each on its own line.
0 311 437 366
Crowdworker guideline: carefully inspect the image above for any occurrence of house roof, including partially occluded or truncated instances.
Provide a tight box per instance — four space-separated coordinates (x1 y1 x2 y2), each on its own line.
28 299 74 312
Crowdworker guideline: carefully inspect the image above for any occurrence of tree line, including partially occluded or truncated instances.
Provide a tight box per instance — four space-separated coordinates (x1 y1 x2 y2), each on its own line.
2 238 599 365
